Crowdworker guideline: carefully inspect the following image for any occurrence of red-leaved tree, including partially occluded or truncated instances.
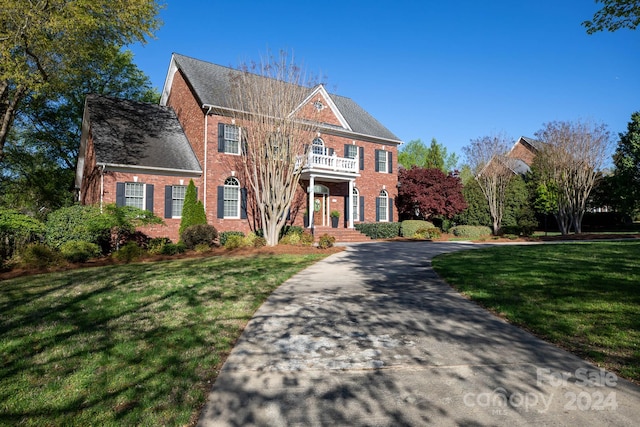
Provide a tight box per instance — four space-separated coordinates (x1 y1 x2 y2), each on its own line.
397 167 467 220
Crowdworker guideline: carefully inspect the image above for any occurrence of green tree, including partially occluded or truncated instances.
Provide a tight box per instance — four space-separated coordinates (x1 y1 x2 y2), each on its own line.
611 111 640 216
0 0 161 159
179 180 206 235
455 179 491 227
398 138 458 172
583 0 640 33
0 48 159 215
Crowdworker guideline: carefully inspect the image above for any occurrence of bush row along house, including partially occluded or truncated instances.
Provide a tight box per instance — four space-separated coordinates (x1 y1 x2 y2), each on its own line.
75 54 403 242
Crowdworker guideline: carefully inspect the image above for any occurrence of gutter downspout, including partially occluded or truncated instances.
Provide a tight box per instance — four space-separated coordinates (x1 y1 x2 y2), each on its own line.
204 106 213 211
99 164 106 213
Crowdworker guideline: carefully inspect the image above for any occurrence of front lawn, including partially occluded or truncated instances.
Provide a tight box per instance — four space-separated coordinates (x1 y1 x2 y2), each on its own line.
0 252 330 426
432 241 640 383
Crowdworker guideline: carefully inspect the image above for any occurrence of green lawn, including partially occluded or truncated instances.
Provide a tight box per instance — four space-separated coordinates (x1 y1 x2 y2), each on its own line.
0 252 329 426
432 241 640 383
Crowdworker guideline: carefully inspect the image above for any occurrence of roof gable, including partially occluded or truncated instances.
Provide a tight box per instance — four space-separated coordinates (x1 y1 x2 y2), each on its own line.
162 53 401 144
84 95 201 172
292 85 351 130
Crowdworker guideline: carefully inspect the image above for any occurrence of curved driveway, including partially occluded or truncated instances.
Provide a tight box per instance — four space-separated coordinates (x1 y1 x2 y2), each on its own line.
198 241 640 426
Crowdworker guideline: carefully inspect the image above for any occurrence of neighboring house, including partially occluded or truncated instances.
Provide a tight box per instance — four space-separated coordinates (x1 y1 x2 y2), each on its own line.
76 53 403 241
506 136 543 174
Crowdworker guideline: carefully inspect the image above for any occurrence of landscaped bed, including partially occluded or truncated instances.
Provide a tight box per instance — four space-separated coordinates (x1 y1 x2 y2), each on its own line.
432 240 640 384
0 249 335 426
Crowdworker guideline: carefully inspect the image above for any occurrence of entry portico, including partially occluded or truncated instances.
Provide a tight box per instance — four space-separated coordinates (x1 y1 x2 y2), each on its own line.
300 142 359 229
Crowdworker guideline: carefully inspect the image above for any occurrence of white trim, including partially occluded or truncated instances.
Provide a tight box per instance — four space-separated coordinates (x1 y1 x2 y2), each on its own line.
160 55 180 106
97 162 201 176
291 85 352 131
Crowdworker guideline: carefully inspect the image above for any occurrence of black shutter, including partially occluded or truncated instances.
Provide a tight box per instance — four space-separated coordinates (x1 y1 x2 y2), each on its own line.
344 144 349 157
164 185 172 218
218 123 225 152
375 197 380 221
344 195 349 226
240 188 248 219
375 149 380 172
389 198 394 222
359 147 364 170
217 186 224 218
329 147 334 156
116 182 125 207
388 152 393 173
359 196 365 222
145 184 154 213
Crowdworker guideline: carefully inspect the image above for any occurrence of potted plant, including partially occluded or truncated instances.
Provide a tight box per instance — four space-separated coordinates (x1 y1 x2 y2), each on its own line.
330 210 340 228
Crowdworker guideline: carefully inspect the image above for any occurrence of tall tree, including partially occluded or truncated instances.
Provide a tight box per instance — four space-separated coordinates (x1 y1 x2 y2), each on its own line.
611 111 640 215
533 120 612 234
396 167 467 221
398 138 458 172
0 48 158 215
583 0 640 33
463 133 516 235
227 52 318 246
0 0 161 159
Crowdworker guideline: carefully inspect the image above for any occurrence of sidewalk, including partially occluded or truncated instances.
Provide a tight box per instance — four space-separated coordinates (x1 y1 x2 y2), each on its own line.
197 241 640 426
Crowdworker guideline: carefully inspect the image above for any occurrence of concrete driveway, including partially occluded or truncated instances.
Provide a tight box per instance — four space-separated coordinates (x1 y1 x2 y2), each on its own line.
197 241 640 426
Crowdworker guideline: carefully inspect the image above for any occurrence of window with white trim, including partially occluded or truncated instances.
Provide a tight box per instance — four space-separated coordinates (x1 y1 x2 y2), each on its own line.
223 124 241 154
171 185 186 218
223 177 240 218
353 188 360 221
377 190 388 222
345 144 358 159
312 137 325 155
125 182 144 209
376 150 388 173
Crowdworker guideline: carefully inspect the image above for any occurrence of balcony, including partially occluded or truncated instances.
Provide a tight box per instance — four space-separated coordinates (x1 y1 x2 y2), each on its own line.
297 147 358 175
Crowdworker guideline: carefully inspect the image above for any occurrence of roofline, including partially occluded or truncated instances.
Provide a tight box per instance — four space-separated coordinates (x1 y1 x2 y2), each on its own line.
202 103 402 146
97 162 202 176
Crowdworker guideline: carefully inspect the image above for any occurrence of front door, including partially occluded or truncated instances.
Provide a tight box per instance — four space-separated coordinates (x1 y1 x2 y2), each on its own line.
313 195 326 226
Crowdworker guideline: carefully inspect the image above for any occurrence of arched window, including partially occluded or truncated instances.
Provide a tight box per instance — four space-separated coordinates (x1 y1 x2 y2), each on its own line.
312 137 325 155
376 189 388 222
353 187 360 222
224 177 240 218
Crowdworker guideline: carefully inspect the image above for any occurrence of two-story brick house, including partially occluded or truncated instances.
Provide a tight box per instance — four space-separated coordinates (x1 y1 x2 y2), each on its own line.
75 53 402 242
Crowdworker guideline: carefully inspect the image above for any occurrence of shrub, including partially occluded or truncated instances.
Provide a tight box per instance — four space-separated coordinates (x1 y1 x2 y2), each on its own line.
317 234 335 249
19 243 63 268
355 222 401 239
112 241 143 263
194 243 211 253
223 234 245 250
219 231 244 246
179 180 206 235
59 241 101 263
401 220 435 238
147 238 186 256
0 209 45 260
180 224 218 249
449 225 492 239
45 205 108 250
414 227 441 240
280 230 314 246
244 232 267 248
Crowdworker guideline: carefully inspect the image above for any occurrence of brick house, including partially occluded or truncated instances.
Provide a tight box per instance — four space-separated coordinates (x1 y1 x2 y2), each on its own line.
75 53 403 242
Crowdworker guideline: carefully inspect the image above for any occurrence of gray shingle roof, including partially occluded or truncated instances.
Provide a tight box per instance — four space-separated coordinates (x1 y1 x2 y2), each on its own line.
519 136 544 152
171 53 401 143
86 94 201 172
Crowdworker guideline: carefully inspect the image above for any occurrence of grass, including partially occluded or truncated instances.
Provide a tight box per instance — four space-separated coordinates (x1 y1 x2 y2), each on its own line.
432 241 640 383
0 252 330 426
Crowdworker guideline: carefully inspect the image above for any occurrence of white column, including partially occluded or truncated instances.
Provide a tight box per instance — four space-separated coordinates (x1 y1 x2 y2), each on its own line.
348 179 354 229
308 175 315 229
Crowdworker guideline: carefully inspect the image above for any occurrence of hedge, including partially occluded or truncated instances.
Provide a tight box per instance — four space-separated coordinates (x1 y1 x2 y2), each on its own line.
355 222 401 239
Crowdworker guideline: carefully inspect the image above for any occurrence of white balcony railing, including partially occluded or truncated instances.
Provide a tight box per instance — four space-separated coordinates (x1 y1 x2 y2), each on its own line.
296 148 358 174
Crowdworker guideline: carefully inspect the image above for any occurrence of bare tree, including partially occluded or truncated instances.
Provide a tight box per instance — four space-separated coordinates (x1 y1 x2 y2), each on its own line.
463 134 516 235
227 52 318 246
534 121 612 234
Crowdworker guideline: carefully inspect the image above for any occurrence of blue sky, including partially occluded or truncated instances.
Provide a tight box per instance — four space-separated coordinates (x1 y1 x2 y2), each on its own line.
128 0 639 162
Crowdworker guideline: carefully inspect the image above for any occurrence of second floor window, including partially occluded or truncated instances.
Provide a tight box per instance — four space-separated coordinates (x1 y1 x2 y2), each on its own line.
219 123 241 154
345 144 358 159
